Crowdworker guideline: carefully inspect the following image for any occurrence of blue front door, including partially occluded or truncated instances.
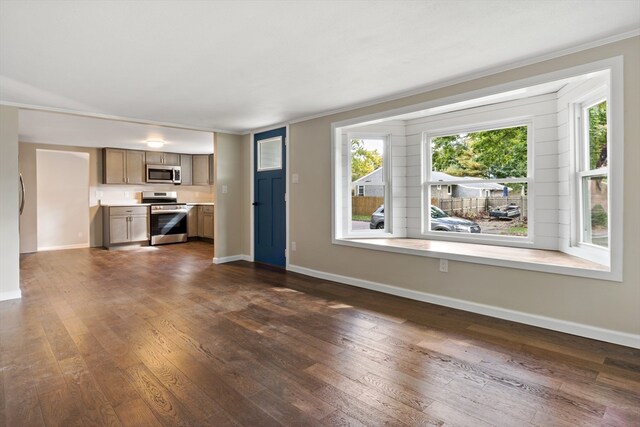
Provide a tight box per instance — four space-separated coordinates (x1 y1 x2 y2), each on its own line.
254 127 286 267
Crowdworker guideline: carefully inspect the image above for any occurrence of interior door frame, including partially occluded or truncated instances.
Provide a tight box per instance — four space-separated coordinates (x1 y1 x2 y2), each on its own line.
249 124 290 269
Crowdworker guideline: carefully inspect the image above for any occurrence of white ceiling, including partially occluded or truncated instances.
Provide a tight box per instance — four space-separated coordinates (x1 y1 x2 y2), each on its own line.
19 110 214 154
1 0 639 137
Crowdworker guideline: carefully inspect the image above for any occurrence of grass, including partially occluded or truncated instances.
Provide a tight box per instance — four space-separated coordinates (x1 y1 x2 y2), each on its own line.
504 226 528 236
352 215 371 222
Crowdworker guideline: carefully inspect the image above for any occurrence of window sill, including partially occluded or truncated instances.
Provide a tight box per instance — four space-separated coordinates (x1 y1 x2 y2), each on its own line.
334 237 617 281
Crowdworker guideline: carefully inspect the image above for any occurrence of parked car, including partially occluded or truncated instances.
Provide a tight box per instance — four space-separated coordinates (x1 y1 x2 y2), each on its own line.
489 203 521 219
370 205 481 233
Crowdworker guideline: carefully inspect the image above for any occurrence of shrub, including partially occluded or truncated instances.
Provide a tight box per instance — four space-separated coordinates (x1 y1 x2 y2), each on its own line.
591 204 607 227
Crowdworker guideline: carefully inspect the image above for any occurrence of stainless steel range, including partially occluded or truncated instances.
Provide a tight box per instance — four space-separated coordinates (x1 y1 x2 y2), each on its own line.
142 191 188 245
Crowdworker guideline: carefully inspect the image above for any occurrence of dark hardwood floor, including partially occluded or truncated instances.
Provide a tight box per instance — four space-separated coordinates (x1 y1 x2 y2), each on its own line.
2 241 639 426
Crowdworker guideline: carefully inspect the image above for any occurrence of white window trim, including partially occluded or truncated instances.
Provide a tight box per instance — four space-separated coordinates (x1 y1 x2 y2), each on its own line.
331 56 623 281
344 132 393 238
256 136 283 172
422 118 534 247
568 89 611 266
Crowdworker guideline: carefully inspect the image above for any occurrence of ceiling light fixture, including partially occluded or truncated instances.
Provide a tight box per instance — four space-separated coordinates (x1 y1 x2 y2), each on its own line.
146 140 165 148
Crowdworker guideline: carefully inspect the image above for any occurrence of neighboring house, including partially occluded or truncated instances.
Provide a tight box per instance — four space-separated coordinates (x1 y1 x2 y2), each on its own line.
430 171 508 199
352 167 384 197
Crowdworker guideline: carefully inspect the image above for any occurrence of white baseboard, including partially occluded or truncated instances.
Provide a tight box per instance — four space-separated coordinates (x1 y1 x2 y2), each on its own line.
212 254 251 264
0 289 22 302
38 243 89 252
288 264 640 349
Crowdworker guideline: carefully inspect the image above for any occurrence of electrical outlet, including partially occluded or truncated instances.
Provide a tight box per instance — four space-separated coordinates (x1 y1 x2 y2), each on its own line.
439 259 448 273
96 191 104 198
291 241 297 251
292 173 299 184
222 185 228 194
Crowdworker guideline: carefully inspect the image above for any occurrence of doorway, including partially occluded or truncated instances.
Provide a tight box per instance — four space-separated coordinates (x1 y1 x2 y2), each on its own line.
253 127 286 267
36 149 90 251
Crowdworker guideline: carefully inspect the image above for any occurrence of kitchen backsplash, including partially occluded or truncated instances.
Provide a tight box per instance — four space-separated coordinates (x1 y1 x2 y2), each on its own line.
93 184 214 205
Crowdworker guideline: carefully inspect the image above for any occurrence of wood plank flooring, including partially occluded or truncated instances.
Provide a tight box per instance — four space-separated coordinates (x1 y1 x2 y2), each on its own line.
2 241 639 426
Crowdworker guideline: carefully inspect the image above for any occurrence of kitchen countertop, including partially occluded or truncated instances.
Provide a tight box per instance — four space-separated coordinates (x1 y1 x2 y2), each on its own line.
100 202 214 207
100 203 151 207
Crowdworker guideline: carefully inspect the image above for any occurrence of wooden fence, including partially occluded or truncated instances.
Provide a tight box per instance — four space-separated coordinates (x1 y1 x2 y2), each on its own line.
352 195 528 217
433 196 528 218
352 196 384 216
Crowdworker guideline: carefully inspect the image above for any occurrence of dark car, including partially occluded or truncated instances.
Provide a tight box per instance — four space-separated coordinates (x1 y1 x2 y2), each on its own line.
370 205 481 233
489 203 521 219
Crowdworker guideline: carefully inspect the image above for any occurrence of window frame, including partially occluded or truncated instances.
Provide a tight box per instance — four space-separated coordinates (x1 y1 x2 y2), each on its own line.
571 90 610 265
330 56 623 281
256 136 283 172
346 132 392 237
422 118 534 246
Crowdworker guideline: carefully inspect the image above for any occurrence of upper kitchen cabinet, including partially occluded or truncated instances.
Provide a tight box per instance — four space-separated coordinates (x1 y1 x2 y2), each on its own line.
180 154 193 186
145 151 180 166
103 148 146 184
209 154 214 184
192 154 212 185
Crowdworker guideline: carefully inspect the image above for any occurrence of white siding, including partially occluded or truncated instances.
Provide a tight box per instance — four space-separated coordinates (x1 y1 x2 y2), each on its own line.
404 93 559 249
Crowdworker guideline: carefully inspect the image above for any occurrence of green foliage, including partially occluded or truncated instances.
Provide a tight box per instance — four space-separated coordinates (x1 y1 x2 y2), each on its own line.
591 204 608 227
588 101 607 170
351 139 382 181
432 126 528 179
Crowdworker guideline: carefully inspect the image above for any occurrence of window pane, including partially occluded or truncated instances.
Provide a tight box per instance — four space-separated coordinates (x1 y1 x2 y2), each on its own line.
587 101 607 170
431 126 527 179
429 182 528 237
258 137 282 171
582 175 608 248
351 138 384 231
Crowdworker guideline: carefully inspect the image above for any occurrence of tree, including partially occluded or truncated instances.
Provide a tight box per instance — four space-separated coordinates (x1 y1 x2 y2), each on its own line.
588 101 607 169
431 126 528 179
351 139 382 181
469 126 527 178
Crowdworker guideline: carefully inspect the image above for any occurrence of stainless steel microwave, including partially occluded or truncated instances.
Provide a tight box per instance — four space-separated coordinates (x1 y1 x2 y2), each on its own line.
146 165 181 184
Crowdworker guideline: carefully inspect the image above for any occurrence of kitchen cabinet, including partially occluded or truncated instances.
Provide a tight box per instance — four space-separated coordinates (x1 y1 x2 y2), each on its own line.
187 205 198 237
203 210 214 239
103 148 146 184
197 206 204 237
192 154 211 185
103 206 149 248
145 151 180 166
209 154 214 184
188 205 213 241
180 154 193 186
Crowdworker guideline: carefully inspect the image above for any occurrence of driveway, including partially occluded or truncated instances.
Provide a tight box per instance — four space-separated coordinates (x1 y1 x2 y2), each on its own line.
352 220 370 230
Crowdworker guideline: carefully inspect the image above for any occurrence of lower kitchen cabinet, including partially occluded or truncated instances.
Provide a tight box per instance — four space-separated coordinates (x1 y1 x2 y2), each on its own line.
203 210 214 239
103 206 149 248
187 205 214 241
187 205 198 237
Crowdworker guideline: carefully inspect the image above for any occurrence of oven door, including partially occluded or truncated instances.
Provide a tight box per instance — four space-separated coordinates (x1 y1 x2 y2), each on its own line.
150 210 188 245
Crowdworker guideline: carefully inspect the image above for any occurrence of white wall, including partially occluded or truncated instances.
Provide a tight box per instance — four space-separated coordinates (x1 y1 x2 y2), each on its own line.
36 149 90 251
0 106 21 301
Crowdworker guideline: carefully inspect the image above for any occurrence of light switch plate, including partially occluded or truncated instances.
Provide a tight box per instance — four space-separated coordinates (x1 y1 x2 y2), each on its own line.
292 173 299 184
222 185 228 194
